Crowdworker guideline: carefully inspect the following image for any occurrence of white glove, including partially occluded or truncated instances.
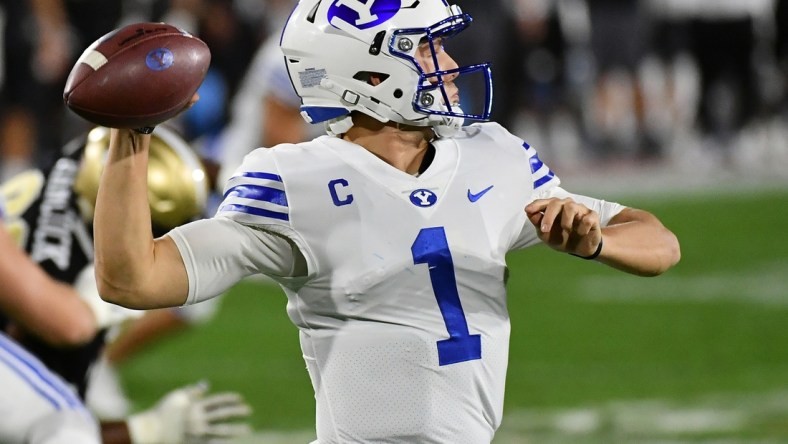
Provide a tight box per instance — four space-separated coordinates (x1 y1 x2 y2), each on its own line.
74 264 144 329
127 382 253 444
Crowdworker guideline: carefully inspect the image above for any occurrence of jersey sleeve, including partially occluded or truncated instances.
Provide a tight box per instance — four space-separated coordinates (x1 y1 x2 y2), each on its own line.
474 122 562 194
171 148 311 304
472 123 623 251
509 186 626 250
167 218 301 305
216 145 313 270
521 141 560 194
216 147 293 228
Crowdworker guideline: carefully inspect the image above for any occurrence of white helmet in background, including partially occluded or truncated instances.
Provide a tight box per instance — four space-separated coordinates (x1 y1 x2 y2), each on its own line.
280 0 493 137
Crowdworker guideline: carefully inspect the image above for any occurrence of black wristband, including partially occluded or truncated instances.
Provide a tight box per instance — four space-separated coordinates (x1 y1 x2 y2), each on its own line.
571 238 603 260
133 126 155 134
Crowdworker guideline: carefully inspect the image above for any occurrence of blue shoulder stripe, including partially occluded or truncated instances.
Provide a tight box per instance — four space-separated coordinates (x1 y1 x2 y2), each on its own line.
529 154 544 173
220 170 290 223
218 204 290 221
238 171 283 182
533 170 556 189
528 152 556 189
223 184 288 206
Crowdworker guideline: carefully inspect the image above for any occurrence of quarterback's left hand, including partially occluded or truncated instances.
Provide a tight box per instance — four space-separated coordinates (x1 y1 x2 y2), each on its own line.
526 197 603 258
127 381 252 444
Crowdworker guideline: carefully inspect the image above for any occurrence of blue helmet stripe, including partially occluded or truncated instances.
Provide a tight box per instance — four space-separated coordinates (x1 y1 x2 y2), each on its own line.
223 184 288 207
300 106 350 123
219 204 290 221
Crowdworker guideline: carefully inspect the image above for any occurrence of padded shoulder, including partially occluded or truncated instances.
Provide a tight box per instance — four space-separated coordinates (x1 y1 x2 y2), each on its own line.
463 122 560 191
216 145 294 227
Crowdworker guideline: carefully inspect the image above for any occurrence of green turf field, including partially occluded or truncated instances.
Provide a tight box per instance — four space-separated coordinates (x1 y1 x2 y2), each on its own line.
118 188 788 443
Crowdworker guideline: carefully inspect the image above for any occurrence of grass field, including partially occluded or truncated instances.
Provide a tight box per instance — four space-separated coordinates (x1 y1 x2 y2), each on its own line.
118 188 788 443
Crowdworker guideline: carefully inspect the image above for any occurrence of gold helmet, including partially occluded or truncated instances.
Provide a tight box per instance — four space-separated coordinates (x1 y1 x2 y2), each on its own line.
75 126 209 229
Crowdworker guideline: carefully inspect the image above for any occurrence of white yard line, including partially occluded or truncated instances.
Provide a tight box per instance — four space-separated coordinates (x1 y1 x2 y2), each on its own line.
577 261 788 308
495 390 788 442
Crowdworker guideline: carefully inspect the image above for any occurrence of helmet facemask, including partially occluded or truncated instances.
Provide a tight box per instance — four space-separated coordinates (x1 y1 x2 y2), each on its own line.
389 10 492 134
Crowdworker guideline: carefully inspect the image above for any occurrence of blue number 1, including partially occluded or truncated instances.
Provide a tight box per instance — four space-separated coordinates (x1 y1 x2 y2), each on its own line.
412 227 481 366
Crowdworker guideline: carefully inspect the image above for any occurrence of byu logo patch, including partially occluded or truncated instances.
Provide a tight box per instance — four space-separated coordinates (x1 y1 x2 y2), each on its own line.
146 48 174 71
328 0 401 29
409 189 437 207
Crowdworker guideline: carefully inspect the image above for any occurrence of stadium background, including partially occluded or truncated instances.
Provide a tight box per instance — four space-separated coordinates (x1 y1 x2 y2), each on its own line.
1 0 788 442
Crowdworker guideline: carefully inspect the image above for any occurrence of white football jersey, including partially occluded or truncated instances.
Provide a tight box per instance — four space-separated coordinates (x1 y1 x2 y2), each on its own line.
0 333 100 444
174 122 624 443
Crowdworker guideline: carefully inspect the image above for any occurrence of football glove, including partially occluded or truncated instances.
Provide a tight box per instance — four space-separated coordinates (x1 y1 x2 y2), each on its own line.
127 381 252 444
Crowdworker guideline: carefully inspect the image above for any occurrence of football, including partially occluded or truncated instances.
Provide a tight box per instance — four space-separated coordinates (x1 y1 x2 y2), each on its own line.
63 22 211 129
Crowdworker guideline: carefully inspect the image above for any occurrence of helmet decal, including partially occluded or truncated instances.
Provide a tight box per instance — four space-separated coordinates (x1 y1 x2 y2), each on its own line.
327 0 401 30
298 67 328 88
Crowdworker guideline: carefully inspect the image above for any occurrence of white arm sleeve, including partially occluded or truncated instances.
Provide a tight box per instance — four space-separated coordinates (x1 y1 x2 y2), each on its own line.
167 218 302 305
511 186 626 250
546 187 626 226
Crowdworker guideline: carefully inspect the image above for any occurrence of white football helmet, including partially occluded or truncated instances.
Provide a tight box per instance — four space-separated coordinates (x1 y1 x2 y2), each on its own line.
280 0 493 137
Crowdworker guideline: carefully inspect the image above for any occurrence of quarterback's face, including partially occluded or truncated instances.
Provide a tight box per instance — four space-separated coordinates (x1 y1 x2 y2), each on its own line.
415 37 460 106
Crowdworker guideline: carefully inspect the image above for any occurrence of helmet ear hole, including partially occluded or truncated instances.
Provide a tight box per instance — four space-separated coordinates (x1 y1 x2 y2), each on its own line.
353 71 390 86
393 89 403 98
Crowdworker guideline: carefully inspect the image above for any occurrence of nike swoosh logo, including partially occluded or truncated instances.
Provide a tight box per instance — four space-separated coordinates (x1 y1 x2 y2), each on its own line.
467 185 494 202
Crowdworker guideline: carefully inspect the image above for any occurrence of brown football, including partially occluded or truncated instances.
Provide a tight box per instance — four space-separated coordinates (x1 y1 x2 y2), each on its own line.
63 22 211 129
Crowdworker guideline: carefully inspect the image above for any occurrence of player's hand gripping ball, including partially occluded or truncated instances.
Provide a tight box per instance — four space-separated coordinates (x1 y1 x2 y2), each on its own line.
63 22 210 129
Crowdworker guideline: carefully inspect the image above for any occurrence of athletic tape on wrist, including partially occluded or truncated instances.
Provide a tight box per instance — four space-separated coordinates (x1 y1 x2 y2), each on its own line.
571 238 603 260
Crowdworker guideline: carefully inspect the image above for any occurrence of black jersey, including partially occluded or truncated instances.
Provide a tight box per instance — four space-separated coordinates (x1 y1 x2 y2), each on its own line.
0 135 106 398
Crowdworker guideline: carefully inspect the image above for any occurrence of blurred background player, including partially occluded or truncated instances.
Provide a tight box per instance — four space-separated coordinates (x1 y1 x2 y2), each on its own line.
0 125 252 443
0 0 278 417
0 331 102 444
214 0 323 189
85 290 223 419
1 125 208 397
0 177 101 444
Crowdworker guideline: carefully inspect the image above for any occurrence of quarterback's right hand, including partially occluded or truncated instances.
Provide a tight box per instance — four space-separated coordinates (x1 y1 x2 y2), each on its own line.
127 381 252 444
